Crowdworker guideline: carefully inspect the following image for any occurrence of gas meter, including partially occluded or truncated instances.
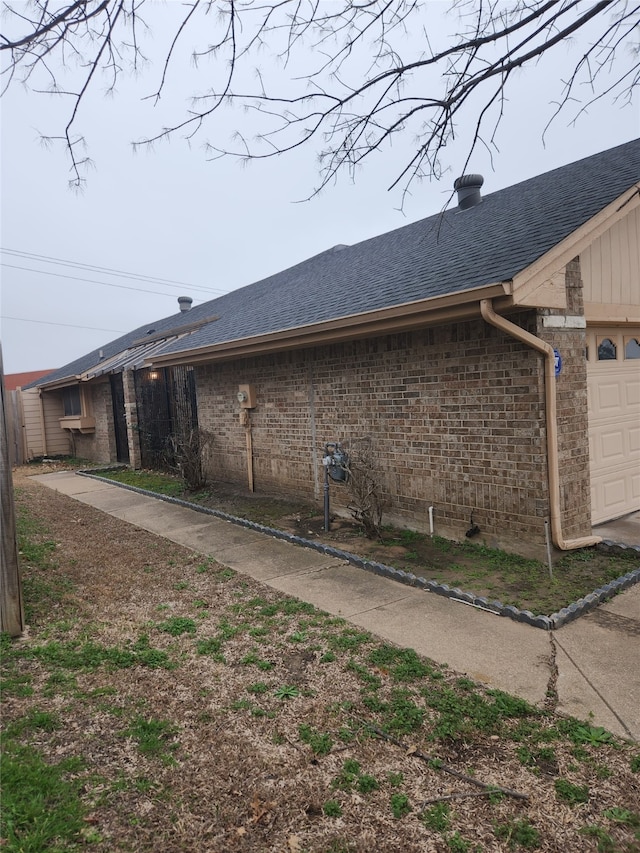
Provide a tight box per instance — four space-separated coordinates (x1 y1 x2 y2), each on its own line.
323 442 349 482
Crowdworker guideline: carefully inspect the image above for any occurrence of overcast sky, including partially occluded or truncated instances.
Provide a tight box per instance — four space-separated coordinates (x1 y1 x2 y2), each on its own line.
1 1 639 375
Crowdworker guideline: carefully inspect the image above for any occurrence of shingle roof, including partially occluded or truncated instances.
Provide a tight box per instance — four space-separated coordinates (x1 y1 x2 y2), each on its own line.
35 138 640 387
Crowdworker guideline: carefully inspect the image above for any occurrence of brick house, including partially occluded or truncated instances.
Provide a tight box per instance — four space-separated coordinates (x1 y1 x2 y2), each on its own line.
31 140 640 556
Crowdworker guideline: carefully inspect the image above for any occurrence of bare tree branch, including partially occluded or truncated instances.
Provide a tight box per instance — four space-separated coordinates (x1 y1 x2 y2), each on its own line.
2 0 638 196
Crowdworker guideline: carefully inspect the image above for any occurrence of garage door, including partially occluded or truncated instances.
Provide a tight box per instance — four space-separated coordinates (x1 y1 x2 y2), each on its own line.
587 327 640 525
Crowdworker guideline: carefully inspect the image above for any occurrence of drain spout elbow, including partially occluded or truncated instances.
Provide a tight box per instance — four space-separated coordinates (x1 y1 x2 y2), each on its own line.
480 299 601 552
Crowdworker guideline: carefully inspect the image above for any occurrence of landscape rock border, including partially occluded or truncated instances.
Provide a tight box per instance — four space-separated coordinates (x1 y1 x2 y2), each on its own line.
78 469 640 631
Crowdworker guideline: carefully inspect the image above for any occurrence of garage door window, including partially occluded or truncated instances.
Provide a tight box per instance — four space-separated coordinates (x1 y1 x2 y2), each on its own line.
624 338 640 359
597 338 617 360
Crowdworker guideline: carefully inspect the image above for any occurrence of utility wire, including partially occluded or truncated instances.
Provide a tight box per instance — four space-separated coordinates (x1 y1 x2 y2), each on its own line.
1 315 124 333
1 262 210 299
1 247 228 297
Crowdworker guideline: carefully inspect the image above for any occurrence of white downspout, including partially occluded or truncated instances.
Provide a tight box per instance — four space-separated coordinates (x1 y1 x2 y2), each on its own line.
480 299 601 551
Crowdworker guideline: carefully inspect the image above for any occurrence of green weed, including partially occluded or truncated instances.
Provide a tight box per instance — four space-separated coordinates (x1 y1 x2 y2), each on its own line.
299 723 332 756
329 629 373 652
390 793 411 819
346 660 382 689
422 802 450 832
274 685 300 700
580 825 616 852
357 774 380 794
367 645 436 682
123 716 179 762
288 631 307 643
196 637 224 658
386 689 425 734
157 616 197 636
494 818 541 848
555 778 589 805
4 708 61 737
323 800 343 817
571 724 614 746
22 637 174 672
445 832 471 852
603 807 640 827
241 651 274 670
330 759 378 794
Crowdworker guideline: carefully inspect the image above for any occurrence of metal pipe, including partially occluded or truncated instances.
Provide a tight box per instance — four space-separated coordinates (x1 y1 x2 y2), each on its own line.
544 519 554 579
428 505 435 536
241 410 254 492
480 299 600 551
323 463 330 532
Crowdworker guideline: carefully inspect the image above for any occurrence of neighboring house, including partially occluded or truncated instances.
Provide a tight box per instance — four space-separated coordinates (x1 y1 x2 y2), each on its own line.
4 370 57 392
30 140 640 556
3 369 66 465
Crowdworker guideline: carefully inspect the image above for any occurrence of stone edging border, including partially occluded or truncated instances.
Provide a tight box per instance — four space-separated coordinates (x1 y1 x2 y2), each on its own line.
78 469 640 631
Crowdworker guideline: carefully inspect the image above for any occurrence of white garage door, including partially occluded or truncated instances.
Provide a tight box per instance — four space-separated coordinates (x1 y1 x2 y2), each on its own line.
587 327 640 525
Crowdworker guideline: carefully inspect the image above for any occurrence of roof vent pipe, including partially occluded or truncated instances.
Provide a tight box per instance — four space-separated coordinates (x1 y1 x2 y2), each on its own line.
178 296 193 313
454 174 484 210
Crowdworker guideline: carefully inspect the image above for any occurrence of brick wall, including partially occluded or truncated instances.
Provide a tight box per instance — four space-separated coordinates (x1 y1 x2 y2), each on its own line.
194 310 588 554
122 370 142 468
73 381 116 463
536 258 591 540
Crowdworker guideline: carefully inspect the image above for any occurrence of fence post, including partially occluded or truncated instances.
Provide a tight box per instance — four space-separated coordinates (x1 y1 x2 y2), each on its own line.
0 345 24 636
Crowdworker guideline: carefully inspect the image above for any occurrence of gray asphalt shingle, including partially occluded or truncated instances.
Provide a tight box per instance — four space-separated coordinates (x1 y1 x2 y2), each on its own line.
33 138 640 387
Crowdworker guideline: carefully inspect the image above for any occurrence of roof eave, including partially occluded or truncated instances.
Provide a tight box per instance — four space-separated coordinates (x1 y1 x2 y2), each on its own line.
147 282 512 368
511 182 640 307
35 375 84 391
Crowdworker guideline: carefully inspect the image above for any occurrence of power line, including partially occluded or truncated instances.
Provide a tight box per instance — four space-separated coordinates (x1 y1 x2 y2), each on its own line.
1 315 124 333
1 247 229 297
1 262 210 299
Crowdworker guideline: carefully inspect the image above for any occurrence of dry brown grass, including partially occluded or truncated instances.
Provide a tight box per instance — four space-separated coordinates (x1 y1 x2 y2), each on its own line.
2 466 639 852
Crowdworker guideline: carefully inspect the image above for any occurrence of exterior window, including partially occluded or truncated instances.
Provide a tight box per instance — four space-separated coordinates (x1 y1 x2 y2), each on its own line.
62 386 82 416
597 338 616 361
624 338 640 359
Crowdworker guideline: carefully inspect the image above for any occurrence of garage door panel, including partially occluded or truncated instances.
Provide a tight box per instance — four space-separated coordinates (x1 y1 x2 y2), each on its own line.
591 421 637 465
600 431 627 463
626 381 640 406
591 471 637 521
603 479 627 511
596 382 621 412
588 326 640 525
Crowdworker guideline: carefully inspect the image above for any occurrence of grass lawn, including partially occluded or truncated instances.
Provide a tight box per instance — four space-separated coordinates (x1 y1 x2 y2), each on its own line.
2 469 639 852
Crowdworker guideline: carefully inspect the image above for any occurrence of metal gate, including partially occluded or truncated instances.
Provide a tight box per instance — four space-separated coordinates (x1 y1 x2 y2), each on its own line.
135 366 198 470
110 374 130 464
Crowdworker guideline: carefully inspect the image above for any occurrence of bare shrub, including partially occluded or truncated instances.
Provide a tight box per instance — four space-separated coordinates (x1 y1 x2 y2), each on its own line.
165 428 214 491
343 438 387 540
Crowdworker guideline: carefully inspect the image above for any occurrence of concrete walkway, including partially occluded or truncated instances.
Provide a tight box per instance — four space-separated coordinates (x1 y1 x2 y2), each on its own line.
32 471 639 743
